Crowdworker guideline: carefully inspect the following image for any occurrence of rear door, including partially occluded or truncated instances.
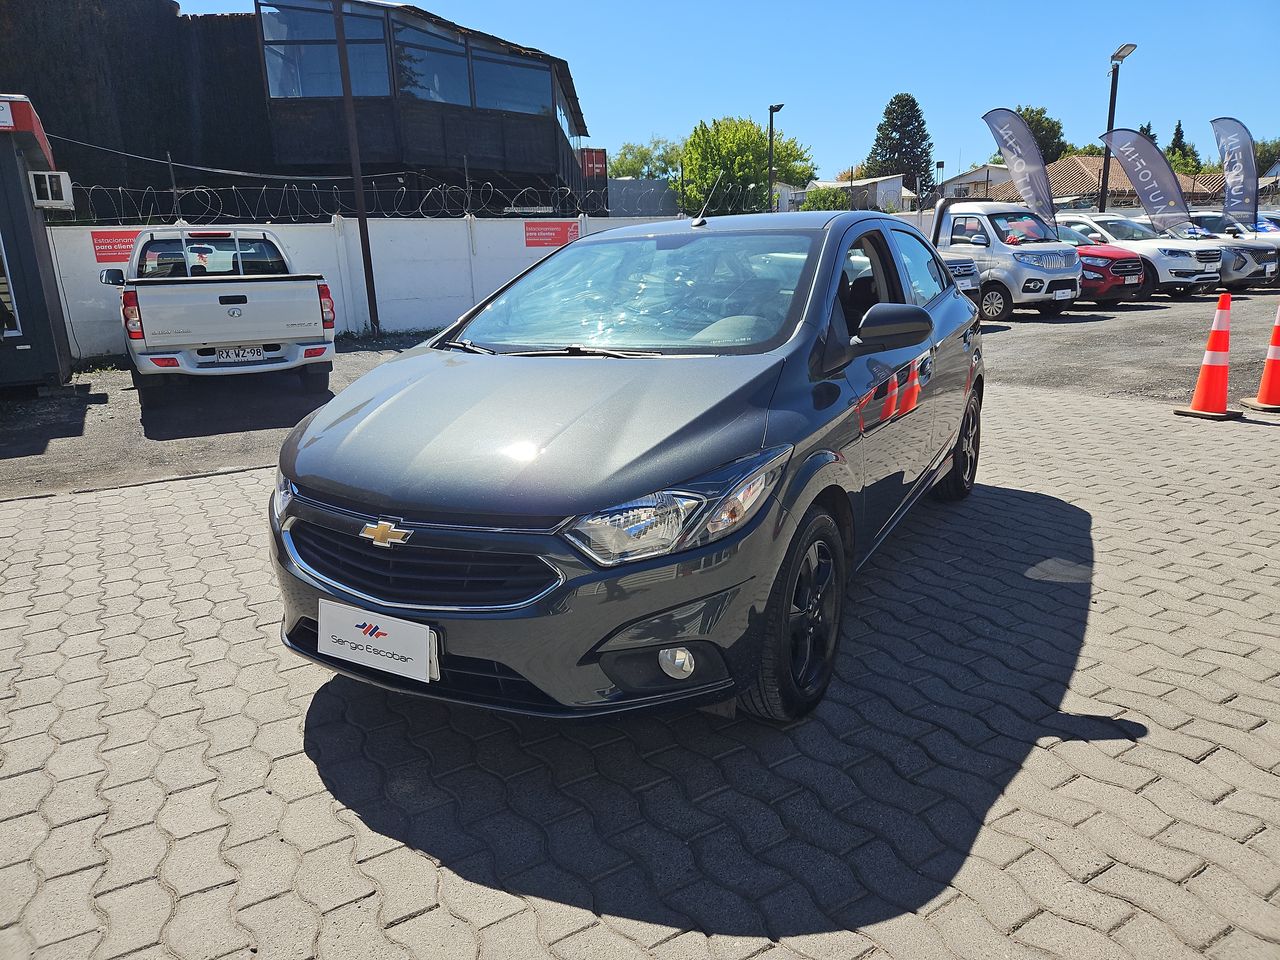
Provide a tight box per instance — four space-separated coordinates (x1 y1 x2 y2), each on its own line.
132 234 323 348
887 226 978 465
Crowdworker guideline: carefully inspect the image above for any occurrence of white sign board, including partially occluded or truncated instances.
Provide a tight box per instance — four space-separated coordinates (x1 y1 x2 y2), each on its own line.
0 102 13 130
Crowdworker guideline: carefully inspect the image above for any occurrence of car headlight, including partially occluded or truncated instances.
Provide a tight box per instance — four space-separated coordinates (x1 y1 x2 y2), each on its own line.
272 467 294 519
1013 252 1045 268
1158 248 1191 258
565 446 791 566
1080 256 1110 267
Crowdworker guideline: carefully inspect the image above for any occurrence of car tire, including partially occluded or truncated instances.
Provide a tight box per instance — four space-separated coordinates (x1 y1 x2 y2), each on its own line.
1135 260 1157 299
1036 301 1068 317
739 506 845 723
1225 282 1252 292
1167 285 1195 299
979 282 1012 323
932 391 981 502
129 361 162 393
300 365 331 394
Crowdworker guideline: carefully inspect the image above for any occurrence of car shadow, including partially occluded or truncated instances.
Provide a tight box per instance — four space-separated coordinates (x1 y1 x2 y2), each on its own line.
303 484 1143 937
0 383 108 459
138 371 330 441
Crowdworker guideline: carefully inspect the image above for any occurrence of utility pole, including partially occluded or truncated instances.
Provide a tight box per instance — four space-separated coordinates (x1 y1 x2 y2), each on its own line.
333 0 380 334
166 151 180 222
767 103 784 212
1099 43 1137 213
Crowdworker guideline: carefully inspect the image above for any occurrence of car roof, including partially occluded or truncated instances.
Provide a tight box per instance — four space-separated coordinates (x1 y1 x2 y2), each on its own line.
581 210 887 240
947 201 1036 215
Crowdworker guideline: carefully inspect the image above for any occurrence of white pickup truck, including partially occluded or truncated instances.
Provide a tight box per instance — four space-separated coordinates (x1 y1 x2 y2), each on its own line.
100 228 336 394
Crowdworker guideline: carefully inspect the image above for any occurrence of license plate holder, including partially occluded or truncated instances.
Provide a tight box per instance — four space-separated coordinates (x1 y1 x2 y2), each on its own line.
316 599 440 682
1124 275 1140 284
216 345 265 363
1053 288 1073 300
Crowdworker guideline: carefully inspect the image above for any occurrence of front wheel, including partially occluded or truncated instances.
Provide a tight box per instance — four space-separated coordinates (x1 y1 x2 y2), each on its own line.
739 506 845 722
979 282 1012 323
932 392 981 501
1134 261 1156 299
300 364 331 394
1167 285 1195 299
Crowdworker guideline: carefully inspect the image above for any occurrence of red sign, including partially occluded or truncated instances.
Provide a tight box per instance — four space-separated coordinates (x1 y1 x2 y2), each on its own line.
524 221 580 248
92 230 141 263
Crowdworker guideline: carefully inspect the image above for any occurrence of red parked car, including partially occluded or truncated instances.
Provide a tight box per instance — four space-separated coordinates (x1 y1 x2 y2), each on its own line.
1055 225 1146 303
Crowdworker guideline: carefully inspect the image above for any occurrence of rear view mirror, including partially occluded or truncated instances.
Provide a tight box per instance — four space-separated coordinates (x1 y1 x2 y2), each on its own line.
853 303 933 353
99 268 125 286
970 234 989 247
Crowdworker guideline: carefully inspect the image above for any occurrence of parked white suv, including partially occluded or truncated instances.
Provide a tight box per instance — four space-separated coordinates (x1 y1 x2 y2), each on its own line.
933 201 1081 322
1054 212 1221 298
100 228 336 394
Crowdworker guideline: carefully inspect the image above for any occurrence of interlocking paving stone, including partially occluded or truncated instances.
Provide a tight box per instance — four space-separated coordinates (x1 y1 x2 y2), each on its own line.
1 383 1279 957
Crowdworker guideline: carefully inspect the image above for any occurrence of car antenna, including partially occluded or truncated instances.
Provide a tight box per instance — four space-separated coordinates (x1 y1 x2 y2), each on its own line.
690 171 724 227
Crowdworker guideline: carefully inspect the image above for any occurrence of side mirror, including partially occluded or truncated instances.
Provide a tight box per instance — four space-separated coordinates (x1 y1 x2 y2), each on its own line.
970 234 989 247
1087 233 1104 243
853 303 934 353
99 268 125 286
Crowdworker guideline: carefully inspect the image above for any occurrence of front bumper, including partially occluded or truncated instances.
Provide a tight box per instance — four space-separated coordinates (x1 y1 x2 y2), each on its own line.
1081 269 1142 301
992 263 1080 304
131 340 334 376
270 489 795 716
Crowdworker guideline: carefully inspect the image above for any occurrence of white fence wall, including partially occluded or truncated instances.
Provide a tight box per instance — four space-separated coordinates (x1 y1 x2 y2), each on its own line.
48 215 671 359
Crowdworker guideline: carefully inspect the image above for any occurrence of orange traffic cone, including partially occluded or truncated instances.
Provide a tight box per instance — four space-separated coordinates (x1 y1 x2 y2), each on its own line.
880 370 899 420
1174 294 1244 421
898 360 921 414
1240 301 1280 413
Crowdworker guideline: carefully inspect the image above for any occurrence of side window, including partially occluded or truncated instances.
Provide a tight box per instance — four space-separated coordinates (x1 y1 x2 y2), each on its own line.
836 230 898 331
950 216 983 244
892 230 949 307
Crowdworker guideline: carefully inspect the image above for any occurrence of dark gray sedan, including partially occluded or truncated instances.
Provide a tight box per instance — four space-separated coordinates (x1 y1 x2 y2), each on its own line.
269 211 983 720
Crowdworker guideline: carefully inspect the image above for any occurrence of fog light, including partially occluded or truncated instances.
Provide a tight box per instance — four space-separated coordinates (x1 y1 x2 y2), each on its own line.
658 647 696 679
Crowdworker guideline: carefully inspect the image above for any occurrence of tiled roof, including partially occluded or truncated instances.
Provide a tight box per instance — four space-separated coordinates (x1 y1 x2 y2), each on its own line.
990 154 1224 204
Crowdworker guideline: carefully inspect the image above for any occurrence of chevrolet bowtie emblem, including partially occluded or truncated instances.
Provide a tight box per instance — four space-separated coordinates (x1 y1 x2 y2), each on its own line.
359 519 412 548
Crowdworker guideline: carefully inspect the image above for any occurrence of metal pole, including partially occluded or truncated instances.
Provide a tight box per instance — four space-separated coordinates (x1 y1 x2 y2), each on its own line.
333 0 380 335
1099 61 1120 213
767 111 775 213
166 151 180 222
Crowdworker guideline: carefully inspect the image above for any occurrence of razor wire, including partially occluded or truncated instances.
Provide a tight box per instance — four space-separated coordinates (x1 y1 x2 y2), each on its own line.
55 176 783 225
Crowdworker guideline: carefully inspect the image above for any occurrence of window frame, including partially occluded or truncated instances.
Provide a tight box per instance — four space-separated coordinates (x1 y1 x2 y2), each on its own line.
889 227 954 308
258 0 392 99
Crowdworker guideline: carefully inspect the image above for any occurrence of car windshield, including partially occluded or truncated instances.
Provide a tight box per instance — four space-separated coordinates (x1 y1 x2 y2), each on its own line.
1098 218 1159 241
453 230 819 355
989 211 1057 244
1055 225 1093 247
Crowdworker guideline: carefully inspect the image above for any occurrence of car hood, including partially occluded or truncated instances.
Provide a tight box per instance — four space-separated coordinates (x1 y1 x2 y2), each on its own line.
281 347 785 521
1114 237 1214 255
1075 243 1136 260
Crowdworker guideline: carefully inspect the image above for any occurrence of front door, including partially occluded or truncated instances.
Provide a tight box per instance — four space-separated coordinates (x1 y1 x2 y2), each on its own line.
888 226 978 456
837 222 939 542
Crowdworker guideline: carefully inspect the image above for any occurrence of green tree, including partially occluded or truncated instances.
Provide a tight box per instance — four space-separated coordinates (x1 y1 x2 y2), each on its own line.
800 185 850 211
833 164 865 182
1013 105 1070 164
674 116 815 216
1138 121 1158 146
1255 137 1280 176
1066 142 1105 157
608 137 684 180
1165 121 1201 174
862 93 935 194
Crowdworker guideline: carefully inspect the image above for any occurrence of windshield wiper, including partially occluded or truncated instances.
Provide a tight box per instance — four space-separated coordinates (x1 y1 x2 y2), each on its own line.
438 338 495 355
505 344 661 359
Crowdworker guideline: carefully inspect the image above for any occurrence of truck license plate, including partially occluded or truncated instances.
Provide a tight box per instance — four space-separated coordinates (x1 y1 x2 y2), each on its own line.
1053 289 1073 300
216 346 265 363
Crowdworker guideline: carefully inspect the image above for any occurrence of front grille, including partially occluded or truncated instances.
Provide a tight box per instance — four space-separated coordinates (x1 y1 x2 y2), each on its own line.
1196 249 1222 264
1038 253 1071 270
288 520 560 608
1110 258 1143 276
288 619 558 709
1251 249 1277 264
1046 279 1077 294
947 259 978 278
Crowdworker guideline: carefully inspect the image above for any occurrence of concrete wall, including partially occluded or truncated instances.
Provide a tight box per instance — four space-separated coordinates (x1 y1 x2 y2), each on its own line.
48 215 671 359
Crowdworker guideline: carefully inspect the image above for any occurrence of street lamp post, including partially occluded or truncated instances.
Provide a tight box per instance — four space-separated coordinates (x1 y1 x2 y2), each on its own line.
1098 42 1137 213
767 103 784 212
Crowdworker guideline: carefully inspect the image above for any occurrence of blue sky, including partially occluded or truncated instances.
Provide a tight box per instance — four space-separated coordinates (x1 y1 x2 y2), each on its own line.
181 0 1275 180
